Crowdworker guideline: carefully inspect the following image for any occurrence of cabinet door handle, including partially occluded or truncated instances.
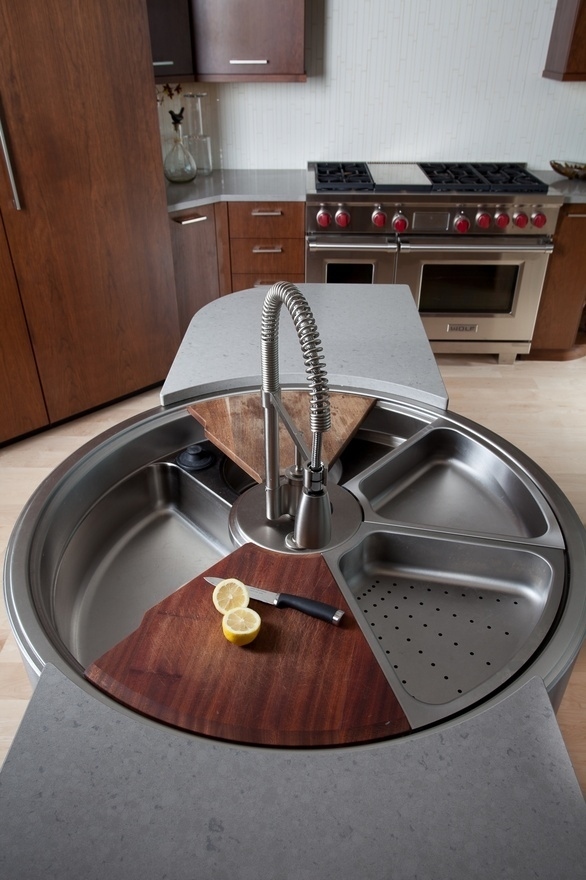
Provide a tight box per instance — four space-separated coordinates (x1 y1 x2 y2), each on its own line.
153 61 175 67
252 245 283 253
0 113 22 210
567 214 586 219
229 59 269 65
251 209 283 217
174 214 208 225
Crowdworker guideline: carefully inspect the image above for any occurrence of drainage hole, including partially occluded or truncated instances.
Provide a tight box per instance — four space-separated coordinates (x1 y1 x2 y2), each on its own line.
438 633 443 637
378 636 383 640
470 651 475 656
418 650 423 654
452 613 457 617
457 689 463 694
486 661 491 666
453 642 459 646
504 631 510 636
487 625 492 629
383 614 388 619
431 662 436 667
444 676 449 680
419 601 424 606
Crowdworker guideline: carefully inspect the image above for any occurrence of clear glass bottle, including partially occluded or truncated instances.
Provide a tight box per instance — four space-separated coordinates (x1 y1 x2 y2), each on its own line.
183 93 213 176
163 109 197 183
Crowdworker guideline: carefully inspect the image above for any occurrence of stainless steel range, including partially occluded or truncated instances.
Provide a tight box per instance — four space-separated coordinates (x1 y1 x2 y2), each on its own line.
305 162 563 363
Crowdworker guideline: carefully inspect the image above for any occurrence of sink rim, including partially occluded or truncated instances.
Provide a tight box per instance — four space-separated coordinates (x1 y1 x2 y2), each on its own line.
4 385 586 749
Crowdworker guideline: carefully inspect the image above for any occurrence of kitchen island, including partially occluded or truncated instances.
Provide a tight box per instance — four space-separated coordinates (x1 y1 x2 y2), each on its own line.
1 665 584 880
2 284 585 879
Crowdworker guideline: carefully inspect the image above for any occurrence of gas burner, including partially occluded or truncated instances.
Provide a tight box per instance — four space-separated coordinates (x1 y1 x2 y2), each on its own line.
419 162 491 193
315 162 374 192
472 163 549 194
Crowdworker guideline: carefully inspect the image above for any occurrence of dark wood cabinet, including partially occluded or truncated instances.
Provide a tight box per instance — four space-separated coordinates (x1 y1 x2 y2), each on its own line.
543 0 586 80
0 0 180 439
0 217 48 443
530 204 586 357
227 201 305 292
190 0 306 82
147 0 195 83
169 205 222 334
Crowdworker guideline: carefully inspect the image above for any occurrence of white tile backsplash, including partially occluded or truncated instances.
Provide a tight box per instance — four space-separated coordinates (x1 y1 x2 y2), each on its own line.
159 0 586 170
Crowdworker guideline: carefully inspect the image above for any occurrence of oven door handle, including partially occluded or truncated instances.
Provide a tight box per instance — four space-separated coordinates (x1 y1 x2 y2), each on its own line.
399 241 554 254
307 240 398 252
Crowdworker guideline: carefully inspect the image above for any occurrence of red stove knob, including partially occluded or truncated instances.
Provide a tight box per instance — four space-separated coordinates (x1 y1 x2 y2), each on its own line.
531 211 547 229
392 213 408 232
494 212 510 229
454 213 470 234
476 211 492 229
513 212 529 229
372 209 387 228
316 209 332 228
335 208 351 228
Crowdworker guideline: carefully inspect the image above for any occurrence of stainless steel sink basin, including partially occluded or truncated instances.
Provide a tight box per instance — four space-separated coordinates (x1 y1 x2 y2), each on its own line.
4 389 586 740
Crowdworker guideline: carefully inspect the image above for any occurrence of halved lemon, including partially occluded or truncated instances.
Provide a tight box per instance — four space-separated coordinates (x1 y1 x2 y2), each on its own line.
222 607 261 646
212 578 249 614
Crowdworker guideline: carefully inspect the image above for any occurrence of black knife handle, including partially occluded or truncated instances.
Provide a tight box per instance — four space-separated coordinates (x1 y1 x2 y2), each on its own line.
276 594 344 625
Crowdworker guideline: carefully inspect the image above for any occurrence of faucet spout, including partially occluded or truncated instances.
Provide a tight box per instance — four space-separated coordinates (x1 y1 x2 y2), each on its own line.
261 282 331 549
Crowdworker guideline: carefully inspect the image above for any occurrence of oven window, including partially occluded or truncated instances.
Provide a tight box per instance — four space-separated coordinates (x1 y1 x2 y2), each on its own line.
419 264 518 314
325 262 374 284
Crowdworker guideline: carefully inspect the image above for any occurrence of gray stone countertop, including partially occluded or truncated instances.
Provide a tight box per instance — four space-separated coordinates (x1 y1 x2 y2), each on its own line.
166 168 307 212
164 167 586 212
1 664 585 880
161 284 448 410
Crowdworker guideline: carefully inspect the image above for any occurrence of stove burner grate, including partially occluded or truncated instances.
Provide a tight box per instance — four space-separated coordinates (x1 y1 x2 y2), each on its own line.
315 162 374 192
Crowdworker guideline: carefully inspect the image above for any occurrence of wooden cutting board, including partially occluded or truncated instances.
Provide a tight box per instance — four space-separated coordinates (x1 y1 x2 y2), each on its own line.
188 391 376 483
85 543 411 747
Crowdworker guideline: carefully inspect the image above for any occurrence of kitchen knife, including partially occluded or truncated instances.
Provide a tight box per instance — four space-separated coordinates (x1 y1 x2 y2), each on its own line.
203 576 344 625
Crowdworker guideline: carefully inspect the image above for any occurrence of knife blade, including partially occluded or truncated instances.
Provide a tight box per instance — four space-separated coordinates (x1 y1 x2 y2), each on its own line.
203 576 344 625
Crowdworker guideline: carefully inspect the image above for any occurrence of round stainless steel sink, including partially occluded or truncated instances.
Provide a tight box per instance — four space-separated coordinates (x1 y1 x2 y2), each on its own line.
4 388 586 741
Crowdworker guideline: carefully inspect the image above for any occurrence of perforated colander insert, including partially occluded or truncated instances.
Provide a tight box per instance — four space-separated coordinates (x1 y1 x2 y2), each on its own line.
355 573 543 704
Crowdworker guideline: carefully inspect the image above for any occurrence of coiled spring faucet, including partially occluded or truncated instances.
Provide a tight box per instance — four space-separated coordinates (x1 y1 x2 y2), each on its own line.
261 282 332 550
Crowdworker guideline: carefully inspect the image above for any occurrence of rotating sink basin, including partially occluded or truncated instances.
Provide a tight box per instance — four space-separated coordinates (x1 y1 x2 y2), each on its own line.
4 389 586 742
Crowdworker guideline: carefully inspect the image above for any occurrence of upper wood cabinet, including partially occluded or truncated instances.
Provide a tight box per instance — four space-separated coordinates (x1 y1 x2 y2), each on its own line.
190 0 306 82
147 0 195 83
0 0 180 436
543 0 586 80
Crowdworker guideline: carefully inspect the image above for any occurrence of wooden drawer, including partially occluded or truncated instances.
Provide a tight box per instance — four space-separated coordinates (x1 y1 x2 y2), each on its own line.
228 202 304 238
231 273 305 292
230 238 304 274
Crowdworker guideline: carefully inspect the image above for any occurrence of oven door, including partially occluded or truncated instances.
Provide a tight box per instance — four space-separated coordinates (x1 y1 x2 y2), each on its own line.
306 235 398 284
396 236 553 342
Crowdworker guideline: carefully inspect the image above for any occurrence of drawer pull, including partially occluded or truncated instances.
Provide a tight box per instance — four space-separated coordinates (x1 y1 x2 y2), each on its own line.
230 59 268 65
567 214 586 219
251 209 283 217
174 215 208 225
252 246 283 253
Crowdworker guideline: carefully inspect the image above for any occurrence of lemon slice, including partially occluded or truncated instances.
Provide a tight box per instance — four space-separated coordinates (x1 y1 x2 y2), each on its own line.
212 578 249 614
222 607 261 646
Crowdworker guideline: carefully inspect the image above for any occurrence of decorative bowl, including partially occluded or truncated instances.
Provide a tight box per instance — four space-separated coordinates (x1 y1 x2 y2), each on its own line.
550 160 586 180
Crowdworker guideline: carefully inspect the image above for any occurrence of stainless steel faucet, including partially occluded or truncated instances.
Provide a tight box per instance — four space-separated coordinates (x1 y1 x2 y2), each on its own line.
261 282 332 550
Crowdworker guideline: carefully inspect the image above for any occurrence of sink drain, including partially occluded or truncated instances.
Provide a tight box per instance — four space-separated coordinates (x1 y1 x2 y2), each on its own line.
355 575 539 704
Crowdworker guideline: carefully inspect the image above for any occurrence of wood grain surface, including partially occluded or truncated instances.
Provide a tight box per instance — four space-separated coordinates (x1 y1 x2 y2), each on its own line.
85 543 410 747
188 390 376 482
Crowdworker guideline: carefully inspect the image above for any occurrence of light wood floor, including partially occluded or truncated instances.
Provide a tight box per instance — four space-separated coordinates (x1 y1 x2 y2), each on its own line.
1 356 585 793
